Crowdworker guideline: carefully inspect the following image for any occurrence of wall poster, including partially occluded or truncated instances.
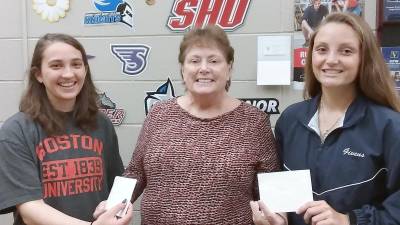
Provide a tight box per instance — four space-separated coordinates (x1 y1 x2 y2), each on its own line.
382 47 400 94
383 0 400 22
293 0 364 89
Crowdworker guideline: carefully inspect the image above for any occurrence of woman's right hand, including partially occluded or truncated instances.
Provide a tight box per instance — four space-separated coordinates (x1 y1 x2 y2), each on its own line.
93 201 133 225
250 201 287 225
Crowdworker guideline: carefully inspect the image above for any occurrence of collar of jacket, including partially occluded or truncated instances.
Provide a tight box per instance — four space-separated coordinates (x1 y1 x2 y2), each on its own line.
296 93 368 129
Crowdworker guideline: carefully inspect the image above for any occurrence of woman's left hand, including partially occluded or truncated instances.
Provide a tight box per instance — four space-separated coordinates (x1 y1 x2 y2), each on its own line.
250 201 287 225
297 200 350 225
93 200 107 219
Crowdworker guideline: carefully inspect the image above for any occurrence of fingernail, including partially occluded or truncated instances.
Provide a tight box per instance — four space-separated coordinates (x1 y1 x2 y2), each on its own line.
122 199 127 204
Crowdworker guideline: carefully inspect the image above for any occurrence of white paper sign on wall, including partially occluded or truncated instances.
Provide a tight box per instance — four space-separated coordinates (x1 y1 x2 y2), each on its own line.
257 35 292 85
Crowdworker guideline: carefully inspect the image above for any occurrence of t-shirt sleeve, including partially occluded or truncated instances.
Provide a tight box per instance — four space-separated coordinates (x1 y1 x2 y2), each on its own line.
323 5 329 16
103 117 124 191
302 7 310 23
0 120 42 213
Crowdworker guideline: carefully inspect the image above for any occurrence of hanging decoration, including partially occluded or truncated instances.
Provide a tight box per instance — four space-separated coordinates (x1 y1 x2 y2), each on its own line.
32 0 70 23
145 0 156 5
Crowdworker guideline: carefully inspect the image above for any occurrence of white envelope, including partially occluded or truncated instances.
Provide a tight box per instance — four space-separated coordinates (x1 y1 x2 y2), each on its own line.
258 170 313 212
106 176 137 215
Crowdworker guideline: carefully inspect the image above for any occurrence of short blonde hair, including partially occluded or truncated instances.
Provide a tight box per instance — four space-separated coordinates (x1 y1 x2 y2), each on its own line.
178 25 234 91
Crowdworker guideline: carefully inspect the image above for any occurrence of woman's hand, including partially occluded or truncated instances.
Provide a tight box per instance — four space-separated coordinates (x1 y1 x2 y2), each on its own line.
250 201 287 225
297 200 350 225
93 201 133 225
93 201 107 220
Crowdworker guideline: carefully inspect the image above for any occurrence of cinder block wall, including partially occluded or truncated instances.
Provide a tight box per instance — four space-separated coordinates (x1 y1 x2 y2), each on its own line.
0 1 377 224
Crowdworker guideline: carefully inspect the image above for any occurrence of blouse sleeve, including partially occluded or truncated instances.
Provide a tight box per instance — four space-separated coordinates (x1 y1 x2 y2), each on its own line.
123 110 154 202
255 114 280 173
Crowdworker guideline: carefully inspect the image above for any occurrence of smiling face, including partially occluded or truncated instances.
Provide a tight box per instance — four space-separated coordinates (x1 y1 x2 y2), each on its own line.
313 0 321 9
181 45 232 98
311 22 361 91
35 42 87 112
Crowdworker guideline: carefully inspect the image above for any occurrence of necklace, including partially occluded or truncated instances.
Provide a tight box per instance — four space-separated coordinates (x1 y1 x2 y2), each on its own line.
318 101 344 140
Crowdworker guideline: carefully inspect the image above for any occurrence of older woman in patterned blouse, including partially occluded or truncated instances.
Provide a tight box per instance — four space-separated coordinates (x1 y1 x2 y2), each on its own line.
124 25 280 225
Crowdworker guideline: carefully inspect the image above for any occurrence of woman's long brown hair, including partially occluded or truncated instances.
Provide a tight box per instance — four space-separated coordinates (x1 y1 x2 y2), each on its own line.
20 33 99 135
304 12 400 112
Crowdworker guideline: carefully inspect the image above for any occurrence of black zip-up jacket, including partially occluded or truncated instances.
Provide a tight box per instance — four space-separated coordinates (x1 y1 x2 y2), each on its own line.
275 95 400 225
